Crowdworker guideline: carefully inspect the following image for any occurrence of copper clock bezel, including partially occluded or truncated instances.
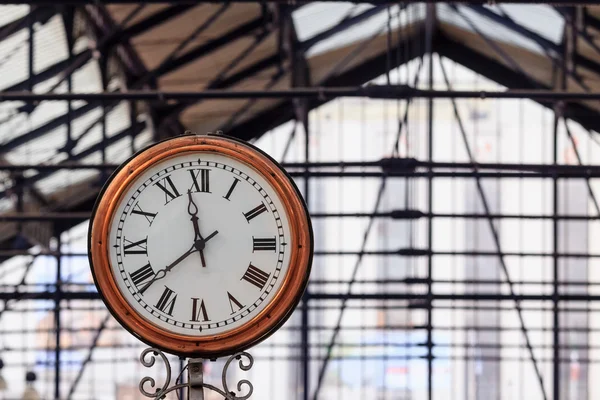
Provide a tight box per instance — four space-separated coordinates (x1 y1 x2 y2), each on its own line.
88 134 313 358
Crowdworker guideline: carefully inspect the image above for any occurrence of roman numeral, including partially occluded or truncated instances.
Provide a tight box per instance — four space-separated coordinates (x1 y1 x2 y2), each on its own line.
223 178 240 201
155 286 177 316
241 264 270 290
129 263 154 292
131 203 157 225
252 236 276 252
227 292 244 314
190 298 210 322
189 169 210 193
243 203 268 222
154 175 181 204
123 237 147 255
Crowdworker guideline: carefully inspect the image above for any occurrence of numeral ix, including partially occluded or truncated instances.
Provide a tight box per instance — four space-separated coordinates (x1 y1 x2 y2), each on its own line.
130 263 154 291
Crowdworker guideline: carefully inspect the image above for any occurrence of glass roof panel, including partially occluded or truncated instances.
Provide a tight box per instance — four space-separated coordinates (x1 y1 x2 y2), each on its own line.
292 2 372 42
490 4 563 45
0 5 153 216
303 5 423 58
438 4 557 56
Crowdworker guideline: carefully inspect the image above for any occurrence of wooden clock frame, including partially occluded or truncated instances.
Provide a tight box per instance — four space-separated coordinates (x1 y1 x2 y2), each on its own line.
88 134 313 358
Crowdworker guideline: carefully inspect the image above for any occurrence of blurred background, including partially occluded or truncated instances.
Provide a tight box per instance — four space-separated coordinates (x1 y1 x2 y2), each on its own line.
0 1 599 399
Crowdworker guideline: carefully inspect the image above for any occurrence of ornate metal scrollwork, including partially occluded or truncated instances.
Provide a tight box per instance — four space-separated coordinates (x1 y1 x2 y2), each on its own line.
138 348 254 400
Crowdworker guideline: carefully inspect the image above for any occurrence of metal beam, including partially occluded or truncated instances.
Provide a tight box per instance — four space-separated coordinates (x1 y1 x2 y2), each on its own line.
145 11 269 82
0 103 97 154
439 57 547 400
7 290 600 302
435 33 600 135
0 0 599 4
0 6 56 42
3 86 600 102
6 159 600 173
0 121 146 200
4 211 600 222
108 4 197 45
466 4 600 76
301 5 387 51
226 21 425 141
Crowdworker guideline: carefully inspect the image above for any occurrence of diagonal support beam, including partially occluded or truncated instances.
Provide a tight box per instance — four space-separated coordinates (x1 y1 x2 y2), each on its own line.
438 58 548 400
311 58 424 400
0 103 97 154
106 4 197 46
147 12 271 82
66 312 111 399
0 121 146 200
0 6 56 42
301 5 386 51
467 4 600 77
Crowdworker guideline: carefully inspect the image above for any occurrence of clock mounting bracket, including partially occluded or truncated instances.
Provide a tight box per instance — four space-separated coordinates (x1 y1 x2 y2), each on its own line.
138 347 255 400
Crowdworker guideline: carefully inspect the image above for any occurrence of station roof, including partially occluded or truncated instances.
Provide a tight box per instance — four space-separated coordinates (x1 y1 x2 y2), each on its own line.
0 3 598 256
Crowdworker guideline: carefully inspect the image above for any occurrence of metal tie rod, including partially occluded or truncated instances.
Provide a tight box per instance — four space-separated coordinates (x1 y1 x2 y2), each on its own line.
1 86 600 101
0 1 598 4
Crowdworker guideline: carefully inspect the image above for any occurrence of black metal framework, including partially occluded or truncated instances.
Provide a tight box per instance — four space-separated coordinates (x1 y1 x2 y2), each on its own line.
2 2 600 400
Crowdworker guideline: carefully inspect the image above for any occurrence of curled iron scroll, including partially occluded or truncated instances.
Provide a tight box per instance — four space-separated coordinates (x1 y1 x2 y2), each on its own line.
138 348 254 400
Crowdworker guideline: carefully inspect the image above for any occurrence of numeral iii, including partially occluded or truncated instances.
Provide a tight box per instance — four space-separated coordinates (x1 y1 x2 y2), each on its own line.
253 237 276 252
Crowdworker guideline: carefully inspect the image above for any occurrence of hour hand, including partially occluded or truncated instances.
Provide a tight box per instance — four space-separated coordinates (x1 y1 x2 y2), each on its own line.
187 191 203 240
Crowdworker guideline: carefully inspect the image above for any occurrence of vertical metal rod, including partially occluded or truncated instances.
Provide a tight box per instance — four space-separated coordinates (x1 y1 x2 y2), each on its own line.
553 11 572 400
301 112 310 400
425 5 435 400
439 59 547 400
552 104 560 400
179 358 185 400
28 9 34 94
65 8 73 156
54 233 61 400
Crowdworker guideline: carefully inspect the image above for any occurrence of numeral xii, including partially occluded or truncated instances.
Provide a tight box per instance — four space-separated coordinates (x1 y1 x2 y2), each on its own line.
189 169 210 193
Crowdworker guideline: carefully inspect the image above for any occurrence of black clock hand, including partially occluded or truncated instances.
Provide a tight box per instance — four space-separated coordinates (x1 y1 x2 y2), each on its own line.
139 242 198 294
193 230 218 253
187 190 207 267
138 231 219 295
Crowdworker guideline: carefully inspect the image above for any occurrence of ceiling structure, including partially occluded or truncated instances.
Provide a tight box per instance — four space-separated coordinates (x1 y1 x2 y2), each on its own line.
0 2 598 258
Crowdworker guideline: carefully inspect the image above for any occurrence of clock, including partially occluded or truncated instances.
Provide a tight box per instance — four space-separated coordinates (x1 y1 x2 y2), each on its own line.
88 134 313 358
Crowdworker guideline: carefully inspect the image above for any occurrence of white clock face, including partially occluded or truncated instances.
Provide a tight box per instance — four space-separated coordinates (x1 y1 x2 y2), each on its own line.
107 152 292 336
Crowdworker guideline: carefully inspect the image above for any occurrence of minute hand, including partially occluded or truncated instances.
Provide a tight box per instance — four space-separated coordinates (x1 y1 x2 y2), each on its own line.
139 232 219 295
139 244 197 294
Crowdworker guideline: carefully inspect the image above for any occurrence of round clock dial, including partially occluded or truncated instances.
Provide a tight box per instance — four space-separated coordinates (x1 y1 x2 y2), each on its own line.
89 135 312 357
110 153 289 335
